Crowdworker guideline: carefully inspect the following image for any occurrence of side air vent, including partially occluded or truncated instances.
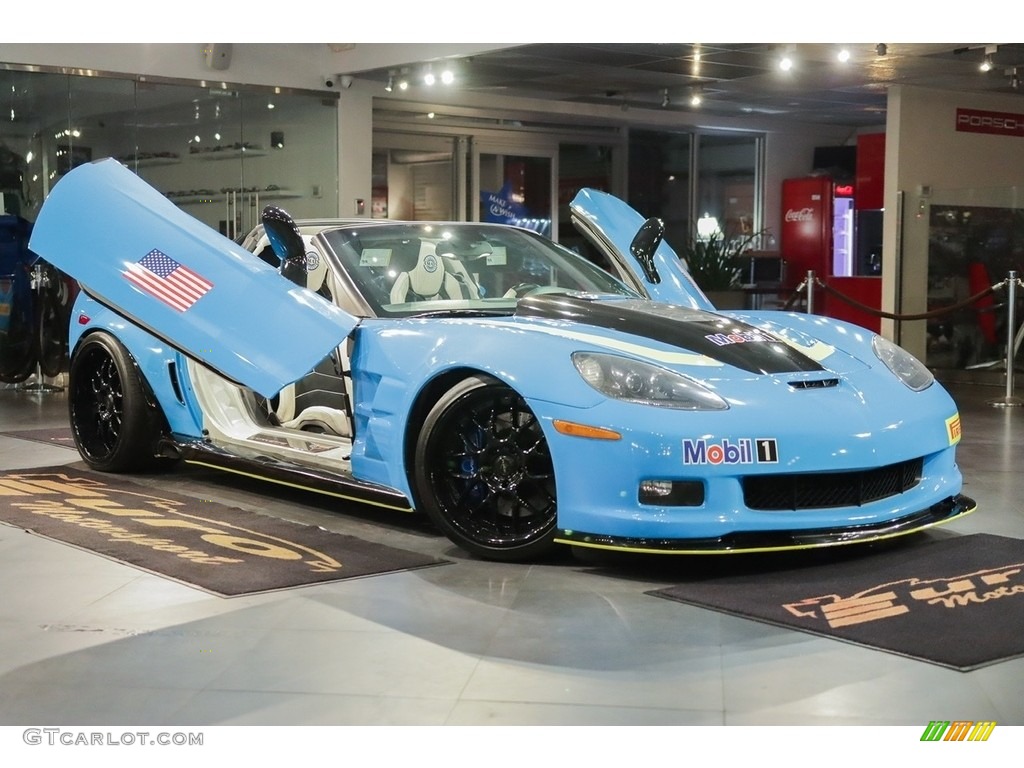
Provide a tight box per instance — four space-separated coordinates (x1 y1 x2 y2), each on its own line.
789 378 839 389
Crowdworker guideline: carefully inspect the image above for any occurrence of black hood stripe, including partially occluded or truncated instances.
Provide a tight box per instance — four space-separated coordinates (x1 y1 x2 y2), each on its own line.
516 294 823 374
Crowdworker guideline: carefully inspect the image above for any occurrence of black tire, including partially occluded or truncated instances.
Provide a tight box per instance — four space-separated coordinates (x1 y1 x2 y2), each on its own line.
68 332 165 472
413 376 558 561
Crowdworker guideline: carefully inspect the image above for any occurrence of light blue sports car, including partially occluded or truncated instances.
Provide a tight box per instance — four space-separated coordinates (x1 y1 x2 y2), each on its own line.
29 158 974 561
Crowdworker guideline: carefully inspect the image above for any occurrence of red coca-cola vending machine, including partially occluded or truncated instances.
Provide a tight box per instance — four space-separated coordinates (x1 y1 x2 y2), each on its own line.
780 175 879 331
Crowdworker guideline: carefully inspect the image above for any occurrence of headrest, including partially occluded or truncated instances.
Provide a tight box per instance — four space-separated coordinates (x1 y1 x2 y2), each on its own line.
302 235 327 293
407 240 445 298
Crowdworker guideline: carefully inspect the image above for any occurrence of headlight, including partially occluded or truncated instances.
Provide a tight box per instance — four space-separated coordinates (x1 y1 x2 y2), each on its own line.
572 352 728 410
872 335 934 391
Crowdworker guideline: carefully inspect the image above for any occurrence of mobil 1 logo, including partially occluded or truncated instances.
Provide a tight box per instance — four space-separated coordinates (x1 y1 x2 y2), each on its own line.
682 437 779 466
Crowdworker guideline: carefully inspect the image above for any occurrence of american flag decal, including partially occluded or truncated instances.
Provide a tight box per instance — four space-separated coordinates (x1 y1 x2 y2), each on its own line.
124 249 213 312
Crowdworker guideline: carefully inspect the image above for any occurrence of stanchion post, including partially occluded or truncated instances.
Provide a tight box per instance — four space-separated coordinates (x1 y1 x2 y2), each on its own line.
989 270 1024 408
806 270 815 314
17 262 63 394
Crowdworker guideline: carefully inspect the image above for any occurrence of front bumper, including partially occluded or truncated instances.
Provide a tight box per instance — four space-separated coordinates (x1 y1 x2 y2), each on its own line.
555 494 976 554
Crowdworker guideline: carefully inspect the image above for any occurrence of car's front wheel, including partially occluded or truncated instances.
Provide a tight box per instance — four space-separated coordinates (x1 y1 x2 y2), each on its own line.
413 376 558 561
68 332 165 472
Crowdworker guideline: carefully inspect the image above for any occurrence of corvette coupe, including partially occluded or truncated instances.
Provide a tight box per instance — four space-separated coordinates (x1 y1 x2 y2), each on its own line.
28 158 974 561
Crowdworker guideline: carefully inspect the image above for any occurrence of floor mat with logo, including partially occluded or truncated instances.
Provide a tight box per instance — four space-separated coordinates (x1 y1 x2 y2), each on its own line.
0 465 447 597
648 533 1024 670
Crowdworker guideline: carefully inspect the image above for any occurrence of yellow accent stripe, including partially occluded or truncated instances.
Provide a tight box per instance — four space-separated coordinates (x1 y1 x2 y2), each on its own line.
183 459 414 513
554 502 977 555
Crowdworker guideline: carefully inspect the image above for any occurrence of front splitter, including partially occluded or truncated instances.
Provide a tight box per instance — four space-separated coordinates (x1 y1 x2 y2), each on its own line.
554 494 977 555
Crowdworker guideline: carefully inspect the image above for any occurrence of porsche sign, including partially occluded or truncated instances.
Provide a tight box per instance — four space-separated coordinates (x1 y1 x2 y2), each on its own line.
956 107 1024 138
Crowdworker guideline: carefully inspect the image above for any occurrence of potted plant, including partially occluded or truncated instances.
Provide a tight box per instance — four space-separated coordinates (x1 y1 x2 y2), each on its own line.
678 225 764 309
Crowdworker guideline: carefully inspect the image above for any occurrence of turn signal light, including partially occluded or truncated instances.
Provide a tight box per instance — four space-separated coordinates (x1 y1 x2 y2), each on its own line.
552 419 621 440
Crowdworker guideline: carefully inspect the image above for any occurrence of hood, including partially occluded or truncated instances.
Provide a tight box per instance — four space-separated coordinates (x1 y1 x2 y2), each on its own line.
516 294 824 375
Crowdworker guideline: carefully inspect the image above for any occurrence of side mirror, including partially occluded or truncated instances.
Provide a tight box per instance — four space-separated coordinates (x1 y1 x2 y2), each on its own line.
629 217 663 285
261 205 306 288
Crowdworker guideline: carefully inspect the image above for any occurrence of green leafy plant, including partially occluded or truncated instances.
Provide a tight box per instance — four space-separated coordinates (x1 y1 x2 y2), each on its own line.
679 229 763 292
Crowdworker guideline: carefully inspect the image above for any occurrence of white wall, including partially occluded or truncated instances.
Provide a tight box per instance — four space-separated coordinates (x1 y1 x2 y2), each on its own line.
883 85 1024 357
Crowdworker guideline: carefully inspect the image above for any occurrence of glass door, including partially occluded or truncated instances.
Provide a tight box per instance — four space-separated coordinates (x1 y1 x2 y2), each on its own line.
471 143 556 237
372 133 462 221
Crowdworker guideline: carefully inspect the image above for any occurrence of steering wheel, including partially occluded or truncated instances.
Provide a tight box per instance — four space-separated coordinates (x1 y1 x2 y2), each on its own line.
503 282 542 298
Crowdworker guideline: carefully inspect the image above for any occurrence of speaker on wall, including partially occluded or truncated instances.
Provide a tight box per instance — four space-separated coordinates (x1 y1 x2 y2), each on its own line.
203 44 233 71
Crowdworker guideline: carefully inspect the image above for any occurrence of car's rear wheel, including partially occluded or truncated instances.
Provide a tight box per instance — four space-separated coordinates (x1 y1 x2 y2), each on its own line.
413 376 558 561
68 333 165 472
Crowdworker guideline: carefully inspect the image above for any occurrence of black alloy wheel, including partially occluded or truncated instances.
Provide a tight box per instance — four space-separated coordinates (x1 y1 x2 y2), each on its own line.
414 376 558 561
68 333 165 472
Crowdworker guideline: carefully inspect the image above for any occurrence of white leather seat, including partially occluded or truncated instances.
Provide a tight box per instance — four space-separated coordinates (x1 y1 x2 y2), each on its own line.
389 241 466 303
271 234 352 437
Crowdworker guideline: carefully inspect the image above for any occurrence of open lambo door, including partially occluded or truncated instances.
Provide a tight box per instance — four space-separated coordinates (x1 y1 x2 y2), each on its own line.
569 188 715 311
29 159 356 397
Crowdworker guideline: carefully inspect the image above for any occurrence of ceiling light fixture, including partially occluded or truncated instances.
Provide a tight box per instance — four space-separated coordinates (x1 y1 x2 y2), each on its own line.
661 88 670 108
385 72 394 92
690 88 703 107
981 44 998 72
837 48 851 63
875 43 887 56
778 44 796 72
440 68 455 85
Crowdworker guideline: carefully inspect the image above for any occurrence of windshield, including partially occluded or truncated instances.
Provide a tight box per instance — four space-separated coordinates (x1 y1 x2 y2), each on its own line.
321 222 636 317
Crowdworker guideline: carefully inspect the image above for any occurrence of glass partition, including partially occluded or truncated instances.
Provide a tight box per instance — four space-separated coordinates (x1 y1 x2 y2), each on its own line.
0 65 338 382
697 133 759 241
557 142 613 258
0 67 338 237
628 129 691 253
925 187 1024 370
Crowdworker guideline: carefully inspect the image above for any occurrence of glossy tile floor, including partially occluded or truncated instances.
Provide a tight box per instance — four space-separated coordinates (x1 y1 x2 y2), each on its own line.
0 379 1022 727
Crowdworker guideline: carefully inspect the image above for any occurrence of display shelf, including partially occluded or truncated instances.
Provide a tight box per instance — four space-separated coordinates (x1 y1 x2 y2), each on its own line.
171 189 301 206
133 156 182 168
191 148 267 161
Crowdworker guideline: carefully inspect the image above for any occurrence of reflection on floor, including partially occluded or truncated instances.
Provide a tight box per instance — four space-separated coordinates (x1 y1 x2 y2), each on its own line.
0 381 1021 726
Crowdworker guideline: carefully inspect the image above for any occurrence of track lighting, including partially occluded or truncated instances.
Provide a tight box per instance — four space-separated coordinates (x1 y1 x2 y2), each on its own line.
875 43 887 57
661 88 670 108
384 73 394 92
981 44 998 73
690 89 702 107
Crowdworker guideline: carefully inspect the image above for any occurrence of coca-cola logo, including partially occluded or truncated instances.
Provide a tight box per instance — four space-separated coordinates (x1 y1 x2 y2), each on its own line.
785 207 814 222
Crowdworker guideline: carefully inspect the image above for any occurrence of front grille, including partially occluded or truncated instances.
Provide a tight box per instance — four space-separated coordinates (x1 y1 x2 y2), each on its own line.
743 458 923 511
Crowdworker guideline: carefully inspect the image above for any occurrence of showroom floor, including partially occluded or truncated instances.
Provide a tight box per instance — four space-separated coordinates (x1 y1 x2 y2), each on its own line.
0 379 1022 727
